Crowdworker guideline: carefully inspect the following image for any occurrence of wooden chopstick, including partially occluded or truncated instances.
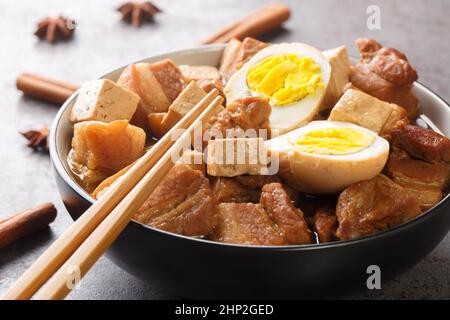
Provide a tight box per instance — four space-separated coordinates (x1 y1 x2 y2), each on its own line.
34 95 225 299
2 89 221 300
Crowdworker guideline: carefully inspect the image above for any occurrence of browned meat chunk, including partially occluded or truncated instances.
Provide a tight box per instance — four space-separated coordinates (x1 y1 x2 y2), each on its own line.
211 203 285 245
312 206 338 243
134 164 217 237
212 177 261 203
235 175 281 189
149 59 186 103
206 97 271 140
386 148 450 190
260 183 313 244
212 175 295 204
336 175 421 240
197 78 226 102
219 37 269 83
391 125 450 164
385 148 450 210
350 38 419 119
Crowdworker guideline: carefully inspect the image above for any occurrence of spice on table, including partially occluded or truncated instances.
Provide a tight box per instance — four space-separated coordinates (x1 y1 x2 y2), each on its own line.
34 16 76 44
118 1 162 27
21 127 50 152
16 73 78 105
0 203 57 248
200 2 291 44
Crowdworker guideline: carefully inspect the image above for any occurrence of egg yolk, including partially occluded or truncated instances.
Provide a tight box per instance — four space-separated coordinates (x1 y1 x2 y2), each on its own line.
246 54 323 106
295 127 376 155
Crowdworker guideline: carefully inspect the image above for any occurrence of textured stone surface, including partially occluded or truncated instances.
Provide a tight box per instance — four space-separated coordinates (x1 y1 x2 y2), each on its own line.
0 0 449 300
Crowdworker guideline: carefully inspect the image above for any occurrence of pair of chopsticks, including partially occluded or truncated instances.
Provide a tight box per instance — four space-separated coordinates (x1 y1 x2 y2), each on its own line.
2 89 224 300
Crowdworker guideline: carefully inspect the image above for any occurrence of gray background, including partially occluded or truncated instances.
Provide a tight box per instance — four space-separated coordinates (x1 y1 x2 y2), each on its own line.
0 0 449 300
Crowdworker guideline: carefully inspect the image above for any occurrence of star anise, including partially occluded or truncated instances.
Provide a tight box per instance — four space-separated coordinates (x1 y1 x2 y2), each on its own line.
34 16 76 44
118 2 162 27
21 127 50 152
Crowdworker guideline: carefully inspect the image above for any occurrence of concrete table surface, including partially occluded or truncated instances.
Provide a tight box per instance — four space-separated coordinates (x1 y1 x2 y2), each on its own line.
0 0 449 300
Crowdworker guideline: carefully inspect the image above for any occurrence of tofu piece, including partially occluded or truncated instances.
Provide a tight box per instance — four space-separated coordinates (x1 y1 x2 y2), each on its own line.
211 203 286 245
329 89 395 133
321 46 351 111
176 149 205 174
380 104 408 140
70 79 140 123
71 120 146 172
179 65 220 82
161 81 207 129
147 112 168 139
207 138 268 177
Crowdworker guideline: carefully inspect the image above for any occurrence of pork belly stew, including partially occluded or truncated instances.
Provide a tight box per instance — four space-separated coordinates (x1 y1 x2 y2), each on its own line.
67 38 450 246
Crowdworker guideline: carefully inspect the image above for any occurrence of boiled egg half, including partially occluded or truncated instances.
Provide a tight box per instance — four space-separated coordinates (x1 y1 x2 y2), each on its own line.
266 121 390 194
224 43 331 135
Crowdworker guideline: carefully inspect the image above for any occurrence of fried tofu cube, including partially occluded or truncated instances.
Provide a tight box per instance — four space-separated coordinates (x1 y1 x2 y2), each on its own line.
71 120 146 172
70 79 140 123
321 46 351 111
161 81 207 129
211 203 286 245
380 104 409 140
176 149 205 174
179 65 220 82
207 138 268 177
329 89 396 133
147 112 168 139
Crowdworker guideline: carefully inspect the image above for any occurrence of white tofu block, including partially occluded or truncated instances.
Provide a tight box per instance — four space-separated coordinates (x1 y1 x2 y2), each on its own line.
207 138 268 177
329 89 394 133
161 81 207 128
321 46 351 110
71 79 140 123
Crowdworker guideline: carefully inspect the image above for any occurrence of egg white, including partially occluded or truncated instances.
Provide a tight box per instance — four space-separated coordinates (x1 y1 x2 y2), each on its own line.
224 43 331 135
266 121 390 194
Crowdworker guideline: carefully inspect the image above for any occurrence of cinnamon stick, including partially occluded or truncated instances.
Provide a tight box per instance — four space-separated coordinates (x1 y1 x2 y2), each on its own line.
16 73 78 105
201 2 290 44
0 203 57 248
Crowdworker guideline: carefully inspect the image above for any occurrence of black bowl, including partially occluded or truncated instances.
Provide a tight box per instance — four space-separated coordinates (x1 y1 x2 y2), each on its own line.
50 45 450 298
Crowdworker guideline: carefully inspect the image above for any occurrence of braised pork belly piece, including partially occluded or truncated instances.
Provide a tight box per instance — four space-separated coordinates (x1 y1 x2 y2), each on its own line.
117 59 186 127
350 38 419 119
206 96 271 139
336 174 421 240
311 206 338 243
212 175 299 205
211 203 286 245
212 182 312 245
219 37 269 83
260 183 313 244
134 164 217 237
391 125 450 164
212 177 261 203
385 148 450 210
